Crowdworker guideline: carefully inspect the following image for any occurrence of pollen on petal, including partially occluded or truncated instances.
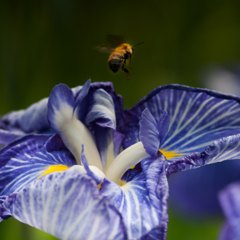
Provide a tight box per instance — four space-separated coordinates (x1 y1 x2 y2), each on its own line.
38 165 70 179
118 180 127 186
160 148 185 160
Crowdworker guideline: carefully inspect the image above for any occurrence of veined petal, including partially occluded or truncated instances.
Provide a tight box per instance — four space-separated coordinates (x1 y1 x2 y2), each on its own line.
3 99 49 133
47 84 75 133
85 88 116 128
101 156 168 240
89 81 125 133
157 111 170 144
86 89 117 171
74 79 91 121
139 109 160 157
0 195 11 221
2 110 25 130
0 134 75 196
124 85 240 162
1 166 126 240
167 134 240 175
47 83 103 170
139 109 169 157
218 182 240 240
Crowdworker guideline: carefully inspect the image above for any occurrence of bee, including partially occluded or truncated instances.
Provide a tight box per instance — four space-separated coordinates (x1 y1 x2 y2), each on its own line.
98 36 144 80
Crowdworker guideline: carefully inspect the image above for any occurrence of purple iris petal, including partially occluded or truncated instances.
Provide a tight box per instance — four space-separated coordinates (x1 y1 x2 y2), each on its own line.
0 134 75 196
73 79 91 121
218 182 240 240
124 85 240 160
85 88 116 128
0 195 11 221
47 84 75 133
139 108 160 157
158 110 169 144
2 110 25 130
89 81 125 132
0 134 49 168
113 130 125 157
0 129 25 145
167 134 240 175
139 109 169 157
4 99 49 133
0 166 126 240
100 155 168 240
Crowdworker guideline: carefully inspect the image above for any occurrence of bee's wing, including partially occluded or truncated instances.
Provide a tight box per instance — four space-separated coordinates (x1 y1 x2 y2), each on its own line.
97 45 114 53
107 35 126 47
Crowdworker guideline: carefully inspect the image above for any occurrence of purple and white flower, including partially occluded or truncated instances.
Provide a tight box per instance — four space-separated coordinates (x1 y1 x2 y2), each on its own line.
1 80 240 239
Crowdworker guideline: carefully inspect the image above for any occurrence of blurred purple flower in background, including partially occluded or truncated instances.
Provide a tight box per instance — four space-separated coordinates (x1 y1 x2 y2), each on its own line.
218 182 240 240
1 80 240 239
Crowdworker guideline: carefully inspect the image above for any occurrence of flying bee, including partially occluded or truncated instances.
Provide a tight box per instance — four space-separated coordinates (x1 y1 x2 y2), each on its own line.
98 36 144 80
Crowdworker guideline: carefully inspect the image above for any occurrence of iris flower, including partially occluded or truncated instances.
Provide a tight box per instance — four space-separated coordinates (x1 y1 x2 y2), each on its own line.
1 80 240 240
218 182 240 240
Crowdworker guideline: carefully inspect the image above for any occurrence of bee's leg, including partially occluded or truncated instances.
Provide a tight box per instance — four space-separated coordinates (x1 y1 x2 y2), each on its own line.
122 66 130 80
129 55 132 68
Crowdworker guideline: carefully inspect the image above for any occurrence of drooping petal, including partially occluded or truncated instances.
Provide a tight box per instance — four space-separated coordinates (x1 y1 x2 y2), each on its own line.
89 81 125 133
3 99 49 133
47 83 103 170
85 88 116 128
167 134 240 175
124 85 240 162
0 134 75 196
218 182 240 240
101 156 168 240
1 166 127 240
2 110 24 128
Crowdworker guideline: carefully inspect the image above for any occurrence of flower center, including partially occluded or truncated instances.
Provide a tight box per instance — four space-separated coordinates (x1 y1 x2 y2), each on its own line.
60 117 149 184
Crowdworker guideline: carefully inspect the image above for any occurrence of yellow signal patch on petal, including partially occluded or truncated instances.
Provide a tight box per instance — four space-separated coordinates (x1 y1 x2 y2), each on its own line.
160 148 185 160
38 165 70 179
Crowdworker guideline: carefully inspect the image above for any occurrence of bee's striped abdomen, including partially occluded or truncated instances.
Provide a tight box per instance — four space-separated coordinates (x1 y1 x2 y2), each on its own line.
108 53 125 73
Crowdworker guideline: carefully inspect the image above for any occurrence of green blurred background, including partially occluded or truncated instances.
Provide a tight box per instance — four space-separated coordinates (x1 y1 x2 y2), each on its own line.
1 0 240 239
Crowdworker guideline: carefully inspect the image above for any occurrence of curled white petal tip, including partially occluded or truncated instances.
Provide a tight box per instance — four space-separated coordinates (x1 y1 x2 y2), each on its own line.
73 165 87 174
89 166 106 179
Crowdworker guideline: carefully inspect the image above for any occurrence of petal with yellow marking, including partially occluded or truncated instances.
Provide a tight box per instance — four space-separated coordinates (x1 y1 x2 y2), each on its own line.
38 165 70 179
160 148 185 160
